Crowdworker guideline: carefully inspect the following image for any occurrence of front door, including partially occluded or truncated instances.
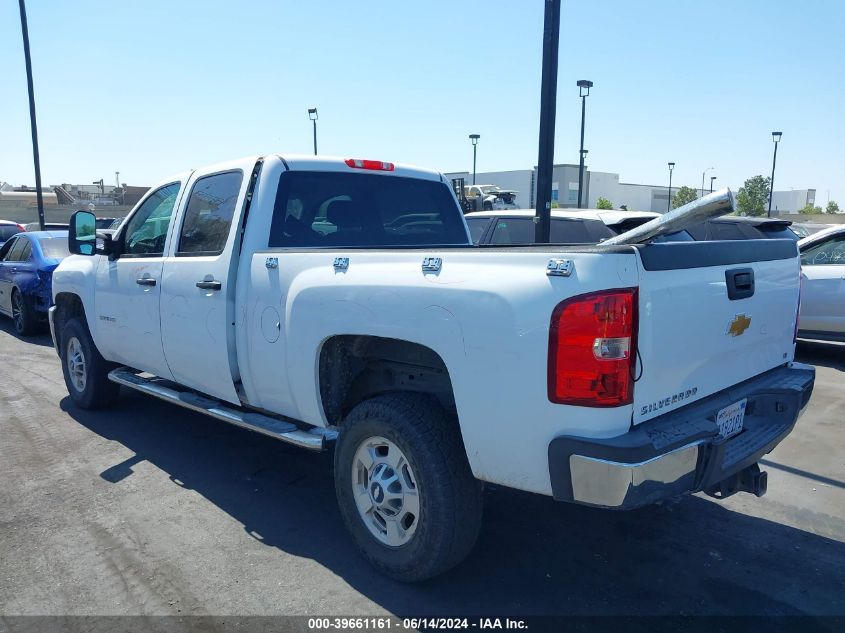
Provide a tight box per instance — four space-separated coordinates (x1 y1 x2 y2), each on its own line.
160 164 253 404
94 181 184 376
800 232 845 334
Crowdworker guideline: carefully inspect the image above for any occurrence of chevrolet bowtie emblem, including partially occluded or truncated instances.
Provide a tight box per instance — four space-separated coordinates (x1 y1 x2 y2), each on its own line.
727 314 752 337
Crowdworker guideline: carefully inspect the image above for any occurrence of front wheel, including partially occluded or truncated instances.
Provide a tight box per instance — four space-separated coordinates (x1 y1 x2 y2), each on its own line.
60 318 120 409
334 393 483 581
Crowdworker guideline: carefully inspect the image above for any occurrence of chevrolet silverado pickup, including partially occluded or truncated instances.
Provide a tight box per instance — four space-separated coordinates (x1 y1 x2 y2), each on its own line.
50 154 814 581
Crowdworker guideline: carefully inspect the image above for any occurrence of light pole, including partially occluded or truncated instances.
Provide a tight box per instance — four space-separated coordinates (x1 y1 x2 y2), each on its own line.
667 162 675 212
469 134 480 185
768 131 782 217
576 79 593 209
710 176 717 193
18 0 45 230
308 107 318 155
701 166 714 199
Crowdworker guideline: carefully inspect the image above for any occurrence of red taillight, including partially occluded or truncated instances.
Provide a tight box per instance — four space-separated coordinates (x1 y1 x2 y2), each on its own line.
17 223 26 232
344 158 395 171
548 288 638 407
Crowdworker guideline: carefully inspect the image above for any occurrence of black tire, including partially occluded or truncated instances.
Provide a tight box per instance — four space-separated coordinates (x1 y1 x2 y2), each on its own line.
60 317 120 409
334 392 483 581
11 289 38 336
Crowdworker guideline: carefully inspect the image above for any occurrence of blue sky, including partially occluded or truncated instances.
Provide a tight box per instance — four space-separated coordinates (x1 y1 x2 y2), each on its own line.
1 0 843 206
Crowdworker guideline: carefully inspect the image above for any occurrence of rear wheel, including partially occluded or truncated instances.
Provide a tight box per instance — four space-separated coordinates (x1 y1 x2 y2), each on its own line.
11 289 38 336
334 393 483 581
60 318 120 409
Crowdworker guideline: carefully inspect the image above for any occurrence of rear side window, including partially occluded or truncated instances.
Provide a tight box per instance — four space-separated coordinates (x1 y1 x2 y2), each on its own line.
490 218 534 244
269 172 468 247
19 240 32 261
178 171 243 255
5 237 27 262
465 217 492 244
552 218 613 243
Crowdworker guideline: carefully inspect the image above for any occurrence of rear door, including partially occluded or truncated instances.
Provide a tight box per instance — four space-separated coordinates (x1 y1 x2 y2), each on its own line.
799 232 845 335
159 159 257 404
632 240 800 424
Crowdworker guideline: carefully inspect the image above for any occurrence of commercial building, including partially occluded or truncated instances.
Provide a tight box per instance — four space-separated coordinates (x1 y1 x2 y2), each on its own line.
446 166 816 215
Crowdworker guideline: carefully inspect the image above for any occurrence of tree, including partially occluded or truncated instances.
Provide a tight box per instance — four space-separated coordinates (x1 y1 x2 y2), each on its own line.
826 200 840 214
671 186 698 209
800 203 823 215
595 197 613 210
735 175 770 217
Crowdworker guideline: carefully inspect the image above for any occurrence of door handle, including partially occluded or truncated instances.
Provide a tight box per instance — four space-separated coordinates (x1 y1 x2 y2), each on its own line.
136 278 157 286
196 280 222 290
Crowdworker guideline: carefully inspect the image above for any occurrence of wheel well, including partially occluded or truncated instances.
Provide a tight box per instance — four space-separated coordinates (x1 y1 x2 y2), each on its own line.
53 293 86 351
319 335 456 425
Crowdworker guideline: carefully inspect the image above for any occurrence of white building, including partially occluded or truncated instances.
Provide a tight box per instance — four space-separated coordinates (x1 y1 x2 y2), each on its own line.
446 167 815 215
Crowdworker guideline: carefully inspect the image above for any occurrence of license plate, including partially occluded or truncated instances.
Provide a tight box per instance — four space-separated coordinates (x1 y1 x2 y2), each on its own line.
716 399 747 439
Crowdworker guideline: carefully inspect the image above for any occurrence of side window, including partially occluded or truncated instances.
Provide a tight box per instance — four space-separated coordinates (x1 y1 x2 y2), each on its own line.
5 238 27 262
801 235 845 266
123 182 181 256
19 241 32 261
490 218 534 245
177 171 243 256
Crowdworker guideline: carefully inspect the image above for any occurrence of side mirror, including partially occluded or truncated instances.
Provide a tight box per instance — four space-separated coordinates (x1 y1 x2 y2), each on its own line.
69 210 97 256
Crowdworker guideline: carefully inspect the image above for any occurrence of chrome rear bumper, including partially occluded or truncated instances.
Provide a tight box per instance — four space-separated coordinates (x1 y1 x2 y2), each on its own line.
549 363 815 509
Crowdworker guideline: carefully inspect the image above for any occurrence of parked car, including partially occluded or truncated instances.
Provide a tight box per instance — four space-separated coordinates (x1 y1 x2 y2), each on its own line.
0 220 26 248
51 155 812 581
797 224 845 342
464 184 519 211
0 230 69 335
465 209 692 244
686 216 799 241
791 222 832 238
23 222 69 232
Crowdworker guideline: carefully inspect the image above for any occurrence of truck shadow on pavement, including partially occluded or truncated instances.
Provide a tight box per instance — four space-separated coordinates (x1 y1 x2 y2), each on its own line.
61 392 845 617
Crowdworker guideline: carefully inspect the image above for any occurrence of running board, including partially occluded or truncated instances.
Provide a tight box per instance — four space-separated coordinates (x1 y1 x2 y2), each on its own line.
108 368 336 451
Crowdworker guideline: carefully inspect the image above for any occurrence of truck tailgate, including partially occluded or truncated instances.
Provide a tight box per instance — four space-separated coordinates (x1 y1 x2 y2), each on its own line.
633 240 800 425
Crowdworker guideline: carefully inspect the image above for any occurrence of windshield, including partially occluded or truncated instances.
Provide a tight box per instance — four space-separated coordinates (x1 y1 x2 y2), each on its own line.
37 236 71 260
479 186 502 194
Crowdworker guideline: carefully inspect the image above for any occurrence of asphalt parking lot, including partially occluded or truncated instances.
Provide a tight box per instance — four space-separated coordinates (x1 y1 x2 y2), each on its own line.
1 319 843 618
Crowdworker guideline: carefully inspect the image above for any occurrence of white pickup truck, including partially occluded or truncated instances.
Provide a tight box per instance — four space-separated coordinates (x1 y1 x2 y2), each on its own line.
51 154 814 581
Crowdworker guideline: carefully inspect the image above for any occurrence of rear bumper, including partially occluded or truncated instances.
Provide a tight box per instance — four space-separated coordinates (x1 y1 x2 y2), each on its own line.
548 362 815 509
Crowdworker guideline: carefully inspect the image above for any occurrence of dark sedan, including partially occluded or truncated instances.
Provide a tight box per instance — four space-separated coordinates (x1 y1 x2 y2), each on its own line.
0 231 69 335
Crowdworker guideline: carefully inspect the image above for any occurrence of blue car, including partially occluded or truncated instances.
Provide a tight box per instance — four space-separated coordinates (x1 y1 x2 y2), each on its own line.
0 231 69 335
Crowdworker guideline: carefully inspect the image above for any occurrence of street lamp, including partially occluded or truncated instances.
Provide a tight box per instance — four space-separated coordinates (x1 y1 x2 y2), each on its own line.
308 107 318 155
768 131 782 217
469 134 480 185
710 176 717 193
667 162 675 212
701 166 714 199
576 79 593 209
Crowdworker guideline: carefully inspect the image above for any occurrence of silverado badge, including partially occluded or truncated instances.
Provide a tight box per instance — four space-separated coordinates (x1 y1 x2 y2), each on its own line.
727 314 752 337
